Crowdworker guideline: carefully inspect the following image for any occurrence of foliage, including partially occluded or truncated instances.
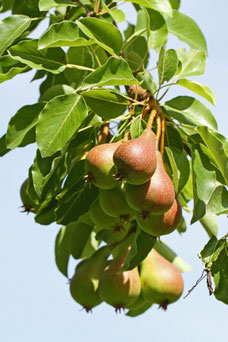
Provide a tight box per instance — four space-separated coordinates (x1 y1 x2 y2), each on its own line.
0 0 228 313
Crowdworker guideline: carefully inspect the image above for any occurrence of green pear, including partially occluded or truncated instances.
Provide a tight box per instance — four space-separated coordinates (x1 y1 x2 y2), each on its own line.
125 151 175 216
89 198 121 231
20 178 38 213
140 249 184 309
137 196 182 236
85 142 121 189
99 187 135 220
113 128 157 185
70 246 111 312
98 246 141 311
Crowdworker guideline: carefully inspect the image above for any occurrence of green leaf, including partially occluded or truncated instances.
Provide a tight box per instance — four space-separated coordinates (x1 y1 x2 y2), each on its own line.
176 48 206 78
0 15 31 56
77 17 123 55
207 186 228 215
197 126 228 185
200 215 218 238
81 88 129 119
38 21 95 49
176 79 216 106
169 0 180 10
124 0 173 16
166 10 207 52
124 36 148 72
158 46 178 85
164 96 217 130
102 2 125 23
154 239 192 272
199 236 221 265
55 225 73 277
122 229 156 271
211 244 228 305
130 117 145 139
81 57 138 89
135 9 168 50
36 93 87 157
166 125 183 150
0 0 15 12
55 184 99 225
191 144 217 223
39 0 78 11
8 40 66 74
6 103 45 149
39 84 74 102
0 134 10 157
69 221 93 259
35 197 58 225
0 55 28 83
64 46 94 85
165 146 190 193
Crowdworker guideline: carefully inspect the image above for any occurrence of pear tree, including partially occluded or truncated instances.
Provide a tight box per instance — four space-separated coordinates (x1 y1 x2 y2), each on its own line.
1 0 228 315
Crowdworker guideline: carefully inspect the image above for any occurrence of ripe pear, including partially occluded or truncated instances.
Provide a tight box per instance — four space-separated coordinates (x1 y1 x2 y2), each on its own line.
113 128 157 185
70 246 111 312
20 178 38 213
125 151 175 216
98 246 141 311
85 142 121 189
140 249 184 309
89 198 121 231
99 187 135 220
137 196 182 236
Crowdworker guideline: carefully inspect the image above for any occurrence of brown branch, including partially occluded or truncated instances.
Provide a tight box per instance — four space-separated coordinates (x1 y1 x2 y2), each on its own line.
146 109 157 130
98 123 109 144
160 115 166 157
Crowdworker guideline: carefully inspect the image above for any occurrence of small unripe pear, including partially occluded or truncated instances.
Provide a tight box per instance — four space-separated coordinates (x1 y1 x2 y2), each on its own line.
125 151 175 216
137 196 182 236
113 128 157 185
89 198 121 231
70 246 111 312
20 178 38 213
99 187 135 220
85 142 121 189
140 249 184 309
98 246 141 311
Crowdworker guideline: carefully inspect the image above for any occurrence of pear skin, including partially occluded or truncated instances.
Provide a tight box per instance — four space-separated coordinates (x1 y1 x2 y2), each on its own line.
140 249 184 309
98 246 141 311
137 196 182 236
125 151 175 215
70 246 111 311
113 128 157 185
85 142 121 189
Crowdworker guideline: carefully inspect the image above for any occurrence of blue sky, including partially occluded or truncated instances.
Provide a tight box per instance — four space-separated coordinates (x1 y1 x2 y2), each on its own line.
0 1 228 341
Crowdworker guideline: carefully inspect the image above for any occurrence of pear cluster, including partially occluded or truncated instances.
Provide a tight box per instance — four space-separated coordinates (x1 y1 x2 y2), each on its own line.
85 127 182 237
70 245 184 313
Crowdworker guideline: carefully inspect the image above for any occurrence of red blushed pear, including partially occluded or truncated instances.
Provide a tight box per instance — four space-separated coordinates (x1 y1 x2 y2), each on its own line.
85 142 121 189
98 246 141 311
113 128 157 185
140 249 184 310
125 150 175 216
70 246 111 312
137 195 182 237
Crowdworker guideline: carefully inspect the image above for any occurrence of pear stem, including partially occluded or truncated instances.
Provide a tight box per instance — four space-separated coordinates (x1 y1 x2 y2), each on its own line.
160 115 166 157
98 123 109 144
146 109 157 130
155 116 162 150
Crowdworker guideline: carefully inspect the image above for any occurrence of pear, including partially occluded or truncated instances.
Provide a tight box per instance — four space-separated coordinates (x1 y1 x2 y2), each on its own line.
70 246 111 312
137 196 182 236
99 187 135 221
85 142 121 189
89 198 121 232
125 151 175 216
140 249 184 309
113 128 157 185
20 178 38 213
98 246 141 311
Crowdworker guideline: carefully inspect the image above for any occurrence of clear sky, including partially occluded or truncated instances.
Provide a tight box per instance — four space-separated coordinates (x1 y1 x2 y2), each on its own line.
0 1 228 342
